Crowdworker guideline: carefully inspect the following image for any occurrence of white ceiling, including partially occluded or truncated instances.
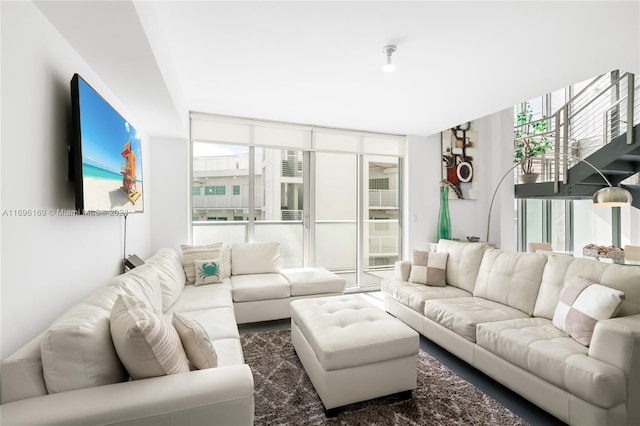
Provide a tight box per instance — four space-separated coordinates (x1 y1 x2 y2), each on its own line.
35 1 640 138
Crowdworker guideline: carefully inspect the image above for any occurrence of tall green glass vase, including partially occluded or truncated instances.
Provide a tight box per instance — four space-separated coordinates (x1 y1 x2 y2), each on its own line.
437 182 451 240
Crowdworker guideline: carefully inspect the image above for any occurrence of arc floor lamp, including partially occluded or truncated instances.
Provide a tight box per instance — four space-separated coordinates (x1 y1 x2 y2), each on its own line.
486 156 633 242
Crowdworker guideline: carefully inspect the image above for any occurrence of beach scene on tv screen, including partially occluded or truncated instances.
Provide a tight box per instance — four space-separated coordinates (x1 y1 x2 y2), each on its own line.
79 78 143 212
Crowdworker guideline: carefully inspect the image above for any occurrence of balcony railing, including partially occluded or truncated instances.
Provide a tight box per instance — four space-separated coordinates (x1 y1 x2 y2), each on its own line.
193 194 258 209
368 190 398 207
193 219 399 271
281 210 303 220
281 154 303 178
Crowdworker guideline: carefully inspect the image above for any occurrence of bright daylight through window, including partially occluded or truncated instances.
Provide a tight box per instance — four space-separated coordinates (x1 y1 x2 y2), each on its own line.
190 113 405 289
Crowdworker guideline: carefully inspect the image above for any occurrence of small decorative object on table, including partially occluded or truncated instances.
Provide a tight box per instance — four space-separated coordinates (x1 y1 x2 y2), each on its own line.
467 236 480 242
583 244 625 263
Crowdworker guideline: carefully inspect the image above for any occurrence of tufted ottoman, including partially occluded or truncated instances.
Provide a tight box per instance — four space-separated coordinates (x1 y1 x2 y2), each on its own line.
290 295 419 414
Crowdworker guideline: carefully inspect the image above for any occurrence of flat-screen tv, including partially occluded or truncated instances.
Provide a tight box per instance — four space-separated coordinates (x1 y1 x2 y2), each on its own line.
70 74 144 214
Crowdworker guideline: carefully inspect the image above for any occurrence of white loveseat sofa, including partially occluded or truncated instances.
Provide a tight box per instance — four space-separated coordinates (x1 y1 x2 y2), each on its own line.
383 239 640 426
1 242 345 425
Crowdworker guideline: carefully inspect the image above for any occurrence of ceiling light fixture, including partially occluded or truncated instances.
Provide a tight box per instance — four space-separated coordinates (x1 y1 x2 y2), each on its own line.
382 45 397 72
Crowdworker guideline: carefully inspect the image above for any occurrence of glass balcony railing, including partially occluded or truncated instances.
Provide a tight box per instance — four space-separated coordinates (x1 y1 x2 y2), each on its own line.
193 219 399 288
193 194 256 209
368 190 398 207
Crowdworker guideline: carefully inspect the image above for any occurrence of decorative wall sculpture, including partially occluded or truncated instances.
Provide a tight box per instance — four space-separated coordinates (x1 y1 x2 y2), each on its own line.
441 121 478 200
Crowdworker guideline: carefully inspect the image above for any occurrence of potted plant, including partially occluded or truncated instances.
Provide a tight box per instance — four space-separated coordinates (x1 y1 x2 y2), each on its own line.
514 103 553 183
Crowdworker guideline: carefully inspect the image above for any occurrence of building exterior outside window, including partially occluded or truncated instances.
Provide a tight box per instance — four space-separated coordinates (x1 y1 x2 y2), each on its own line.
190 113 404 288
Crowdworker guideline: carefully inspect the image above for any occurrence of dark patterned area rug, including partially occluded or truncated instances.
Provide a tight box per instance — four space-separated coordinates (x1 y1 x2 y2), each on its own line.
240 329 528 426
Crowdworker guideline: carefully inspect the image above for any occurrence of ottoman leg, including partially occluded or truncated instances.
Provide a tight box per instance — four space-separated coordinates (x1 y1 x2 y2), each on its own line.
398 390 413 400
325 407 340 418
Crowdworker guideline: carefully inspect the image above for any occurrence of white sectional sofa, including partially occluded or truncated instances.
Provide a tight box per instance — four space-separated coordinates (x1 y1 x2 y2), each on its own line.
382 239 640 426
1 242 345 425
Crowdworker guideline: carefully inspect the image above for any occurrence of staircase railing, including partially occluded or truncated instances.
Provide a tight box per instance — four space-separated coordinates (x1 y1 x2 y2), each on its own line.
514 72 638 191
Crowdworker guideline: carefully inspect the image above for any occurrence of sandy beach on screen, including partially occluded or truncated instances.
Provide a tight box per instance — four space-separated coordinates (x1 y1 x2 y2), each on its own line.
83 177 143 212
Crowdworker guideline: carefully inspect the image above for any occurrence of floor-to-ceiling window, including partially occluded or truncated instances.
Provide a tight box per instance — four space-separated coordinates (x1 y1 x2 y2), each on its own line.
314 152 357 285
190 113 405 289
363 156 400 286
254 147 305 268
519 199 569 252
192 143 250 244
516 72 638 252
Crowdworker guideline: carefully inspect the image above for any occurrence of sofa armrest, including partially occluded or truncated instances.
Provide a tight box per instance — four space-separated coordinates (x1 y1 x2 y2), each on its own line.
394 260 412 282
0 364 254 426
589 314 640 423
590 314 640 373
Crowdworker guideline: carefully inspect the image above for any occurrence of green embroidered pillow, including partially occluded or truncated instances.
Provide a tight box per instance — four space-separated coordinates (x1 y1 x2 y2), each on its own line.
193 258 223 286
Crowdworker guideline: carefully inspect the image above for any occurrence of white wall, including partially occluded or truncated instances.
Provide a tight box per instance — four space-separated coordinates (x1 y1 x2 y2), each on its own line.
149 136 189 254
405 108 515 255
1 2 151 357
405 135 439 254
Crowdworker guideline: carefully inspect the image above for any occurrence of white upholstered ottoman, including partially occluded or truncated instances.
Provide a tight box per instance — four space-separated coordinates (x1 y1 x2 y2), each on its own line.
290 295 419 413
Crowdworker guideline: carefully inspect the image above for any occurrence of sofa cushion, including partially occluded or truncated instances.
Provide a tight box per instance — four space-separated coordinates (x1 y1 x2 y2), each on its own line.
436 240 487 292
41 286 129 394
393 260 412 282
382 279 471 313
408 250 448 286
534 256 640 319
231 242 281 275
231 273 290 302
181 243 230 284
552 276 625 346
211 338 245 367
477 317 626 408
193 258 224 286
163 280 233 315
172 313 218 370
145 248 186 311
532 253 577 319
424 297 530 342
110 295 190 379
173 307 240 341
473 249 547 315
281 267 346 296
108 264 163 312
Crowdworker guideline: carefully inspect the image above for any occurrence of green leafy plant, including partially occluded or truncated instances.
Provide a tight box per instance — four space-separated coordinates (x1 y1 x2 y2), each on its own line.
514 103 553 175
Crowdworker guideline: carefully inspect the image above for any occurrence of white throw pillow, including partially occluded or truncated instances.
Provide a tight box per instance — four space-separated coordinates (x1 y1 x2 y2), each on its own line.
110 294 190 379
408 249 448 287
172 313 218 370
181 243 230 284
41 286 129 394
231 242 281 275
193 258 224 286
552 276 625 346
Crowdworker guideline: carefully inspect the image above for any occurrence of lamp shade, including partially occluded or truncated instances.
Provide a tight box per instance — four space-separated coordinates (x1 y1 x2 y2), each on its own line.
592 186 633 207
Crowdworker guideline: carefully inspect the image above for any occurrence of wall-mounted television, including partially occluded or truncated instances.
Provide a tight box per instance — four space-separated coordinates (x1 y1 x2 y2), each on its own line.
70 74 144 214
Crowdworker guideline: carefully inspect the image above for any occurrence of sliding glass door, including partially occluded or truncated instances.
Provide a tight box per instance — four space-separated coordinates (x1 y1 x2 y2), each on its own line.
315 152 358 287
363 156 400 286
254 147 305 268
190 113 405 289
